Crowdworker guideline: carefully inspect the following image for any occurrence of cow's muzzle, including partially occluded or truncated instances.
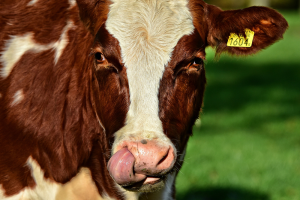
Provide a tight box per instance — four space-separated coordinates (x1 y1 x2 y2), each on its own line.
107 140 175 192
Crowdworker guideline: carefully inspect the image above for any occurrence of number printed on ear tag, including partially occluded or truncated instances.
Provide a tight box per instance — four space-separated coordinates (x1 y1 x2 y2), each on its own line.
227 29 255 48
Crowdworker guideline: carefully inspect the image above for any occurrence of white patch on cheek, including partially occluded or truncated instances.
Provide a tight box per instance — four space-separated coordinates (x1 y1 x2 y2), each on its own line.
0 21 74 78
27 0 39 6
11 89 24 106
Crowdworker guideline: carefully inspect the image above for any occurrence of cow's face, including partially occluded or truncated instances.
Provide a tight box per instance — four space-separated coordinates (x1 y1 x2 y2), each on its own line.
90 1 205 192
77 0 288 193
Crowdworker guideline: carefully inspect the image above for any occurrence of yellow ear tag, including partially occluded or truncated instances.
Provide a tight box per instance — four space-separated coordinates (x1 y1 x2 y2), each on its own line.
227 29 255 48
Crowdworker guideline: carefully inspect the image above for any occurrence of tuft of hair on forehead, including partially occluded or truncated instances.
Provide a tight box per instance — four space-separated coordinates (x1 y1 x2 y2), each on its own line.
76 0 110 35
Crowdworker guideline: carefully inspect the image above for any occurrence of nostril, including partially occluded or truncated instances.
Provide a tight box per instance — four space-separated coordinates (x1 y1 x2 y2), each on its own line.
157 148 170 166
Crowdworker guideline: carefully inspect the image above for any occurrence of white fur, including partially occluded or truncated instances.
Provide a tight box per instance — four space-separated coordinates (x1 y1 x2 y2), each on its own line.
0 33 49 78
0 21 74 78
106 0 194 153
0 159 116 200
26 157 60 200
117 185 140 200
0 186 23 200
56 168 116 200
27 0 75 7
52 21 74 64
68 0 76 8
0 157 60 200
11 89 24 106
27 0 39 6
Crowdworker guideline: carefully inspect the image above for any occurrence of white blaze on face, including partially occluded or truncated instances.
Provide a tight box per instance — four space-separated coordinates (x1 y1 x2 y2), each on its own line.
0 21 74 78
106 0 194 151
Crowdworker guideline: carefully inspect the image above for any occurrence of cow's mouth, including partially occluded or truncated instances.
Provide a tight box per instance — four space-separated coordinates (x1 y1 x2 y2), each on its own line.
108 147 175 192
122 176 165 192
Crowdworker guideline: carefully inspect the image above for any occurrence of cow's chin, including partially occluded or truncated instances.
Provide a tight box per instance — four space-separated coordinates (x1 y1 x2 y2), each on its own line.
122 176 165 193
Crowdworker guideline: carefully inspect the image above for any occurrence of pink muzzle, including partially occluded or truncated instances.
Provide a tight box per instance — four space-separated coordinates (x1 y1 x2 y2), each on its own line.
107 140 175 187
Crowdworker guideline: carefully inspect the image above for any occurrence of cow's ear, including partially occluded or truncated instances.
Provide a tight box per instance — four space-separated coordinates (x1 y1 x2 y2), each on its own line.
205 5 288 56
76 0 110 35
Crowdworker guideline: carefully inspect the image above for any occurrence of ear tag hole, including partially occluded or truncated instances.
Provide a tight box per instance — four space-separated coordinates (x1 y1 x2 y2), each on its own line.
227 29 255 48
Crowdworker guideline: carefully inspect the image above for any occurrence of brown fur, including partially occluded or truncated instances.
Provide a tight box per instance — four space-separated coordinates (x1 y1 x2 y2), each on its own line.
0 0 288 199
204 4 289 55
0 0 122 198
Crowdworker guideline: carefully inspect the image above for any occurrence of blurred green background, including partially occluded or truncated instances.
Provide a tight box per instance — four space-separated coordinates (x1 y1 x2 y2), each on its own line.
176 1 300 200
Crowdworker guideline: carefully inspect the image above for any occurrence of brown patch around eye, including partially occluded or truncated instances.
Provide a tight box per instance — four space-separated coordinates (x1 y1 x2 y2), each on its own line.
188 54 205 72
92 49 110 70
93 52 119 73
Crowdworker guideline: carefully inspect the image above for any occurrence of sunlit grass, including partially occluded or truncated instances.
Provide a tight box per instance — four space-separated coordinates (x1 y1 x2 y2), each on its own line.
176 12 300 200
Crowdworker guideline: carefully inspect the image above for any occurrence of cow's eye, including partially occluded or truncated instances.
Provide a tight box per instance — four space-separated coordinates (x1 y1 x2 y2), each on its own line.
95 52 105 62
192 57 203 65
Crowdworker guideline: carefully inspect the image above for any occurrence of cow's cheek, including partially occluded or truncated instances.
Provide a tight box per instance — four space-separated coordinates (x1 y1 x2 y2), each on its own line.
95 69 129 137
160 70 205 149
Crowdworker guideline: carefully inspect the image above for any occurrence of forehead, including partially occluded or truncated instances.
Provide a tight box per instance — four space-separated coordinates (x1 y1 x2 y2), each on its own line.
105 0 195 66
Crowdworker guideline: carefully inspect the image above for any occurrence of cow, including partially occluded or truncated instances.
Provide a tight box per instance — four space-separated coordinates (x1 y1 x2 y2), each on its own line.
0 0 288 199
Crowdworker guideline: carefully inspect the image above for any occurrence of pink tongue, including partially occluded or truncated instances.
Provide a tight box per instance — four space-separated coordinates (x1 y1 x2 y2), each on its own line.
107 148 146 186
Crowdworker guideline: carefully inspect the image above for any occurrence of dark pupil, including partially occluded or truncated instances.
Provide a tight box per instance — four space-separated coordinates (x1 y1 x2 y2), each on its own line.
194 57 203 65
95 52 103 61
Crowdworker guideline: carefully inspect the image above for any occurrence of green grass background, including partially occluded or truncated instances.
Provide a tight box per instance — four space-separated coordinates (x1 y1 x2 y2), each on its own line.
176 12 300 200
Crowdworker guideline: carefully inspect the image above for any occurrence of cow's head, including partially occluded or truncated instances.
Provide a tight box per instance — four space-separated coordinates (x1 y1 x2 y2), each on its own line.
76 0 287 193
